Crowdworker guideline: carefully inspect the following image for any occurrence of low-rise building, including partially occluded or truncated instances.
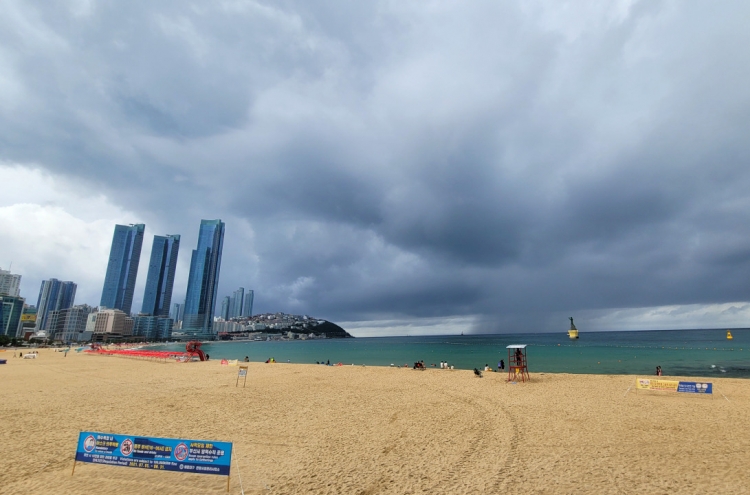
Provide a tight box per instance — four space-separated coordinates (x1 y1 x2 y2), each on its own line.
47 304 96 342
132 315 173 340
17 305 37 338
92 309 133 341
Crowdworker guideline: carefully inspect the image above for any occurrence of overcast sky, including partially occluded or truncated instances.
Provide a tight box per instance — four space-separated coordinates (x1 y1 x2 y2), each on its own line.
2 1 750 335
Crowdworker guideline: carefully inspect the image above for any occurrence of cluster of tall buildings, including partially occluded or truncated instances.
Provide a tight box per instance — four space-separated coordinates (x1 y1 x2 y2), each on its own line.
0 218 255 343
220 288 254 320
96 220 226 341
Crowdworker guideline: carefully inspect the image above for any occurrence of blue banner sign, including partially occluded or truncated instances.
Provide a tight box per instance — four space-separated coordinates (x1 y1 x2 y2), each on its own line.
676 381 713 394
75 431 232 476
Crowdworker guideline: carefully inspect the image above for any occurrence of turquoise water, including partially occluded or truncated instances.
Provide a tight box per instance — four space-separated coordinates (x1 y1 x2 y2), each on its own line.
148 329 750 378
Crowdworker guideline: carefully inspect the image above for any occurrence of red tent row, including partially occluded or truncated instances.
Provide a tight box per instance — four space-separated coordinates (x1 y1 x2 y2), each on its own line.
85 349 189 361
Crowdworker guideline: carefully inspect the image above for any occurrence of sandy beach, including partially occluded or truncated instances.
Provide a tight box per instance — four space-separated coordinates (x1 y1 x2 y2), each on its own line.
1 349 749 494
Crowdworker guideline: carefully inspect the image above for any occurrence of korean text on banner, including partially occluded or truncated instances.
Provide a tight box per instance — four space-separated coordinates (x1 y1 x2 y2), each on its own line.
677 381 713 394
75 432 232 476
636 379 712 394
636 379 679 391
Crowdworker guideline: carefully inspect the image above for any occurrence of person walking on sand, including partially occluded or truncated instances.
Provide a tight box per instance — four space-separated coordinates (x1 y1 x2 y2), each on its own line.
656 366 662 376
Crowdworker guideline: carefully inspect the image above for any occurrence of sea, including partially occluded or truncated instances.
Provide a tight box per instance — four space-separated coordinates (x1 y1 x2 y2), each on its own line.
148 328 750 378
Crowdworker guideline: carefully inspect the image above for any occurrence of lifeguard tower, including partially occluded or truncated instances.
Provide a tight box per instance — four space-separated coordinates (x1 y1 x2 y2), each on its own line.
506 344 529 382
185 341 207 361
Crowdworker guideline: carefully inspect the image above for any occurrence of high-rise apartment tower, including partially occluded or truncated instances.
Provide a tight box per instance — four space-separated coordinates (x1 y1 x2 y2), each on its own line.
242 290 254 317
100 224 145 314
220 296 230 321
230 287 244 318
35 278 77 331
182 220 224 338
141 234 180 317
0 267 21 297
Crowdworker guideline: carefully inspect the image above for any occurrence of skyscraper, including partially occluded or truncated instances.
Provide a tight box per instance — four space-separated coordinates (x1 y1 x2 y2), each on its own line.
35 279 77 331
220 296 230 321
100 224 145 314
141 234 180 316
170 302 184 323
0 267 21 297
182 219 225 338
242 290 254 317
230 287 244 318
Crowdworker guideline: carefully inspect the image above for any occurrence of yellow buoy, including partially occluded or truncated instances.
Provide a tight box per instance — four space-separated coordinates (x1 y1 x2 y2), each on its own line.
568 317 579 339
727 330 733 340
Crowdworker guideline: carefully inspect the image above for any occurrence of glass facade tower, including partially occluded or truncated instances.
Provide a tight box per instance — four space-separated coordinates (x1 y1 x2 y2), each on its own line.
0 295 25 337
242 290 254 317
100 224 145 314
220 296 230 320
230 287 244 318
36 279 77 331
141 234 180 317
170 302 184 323
182 220 225 337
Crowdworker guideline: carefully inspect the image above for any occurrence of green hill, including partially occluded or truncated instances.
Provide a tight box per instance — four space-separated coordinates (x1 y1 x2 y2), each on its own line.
310 320 353 338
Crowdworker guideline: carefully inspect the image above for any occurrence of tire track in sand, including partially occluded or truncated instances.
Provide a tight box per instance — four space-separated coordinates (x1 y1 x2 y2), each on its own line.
422 384 520 494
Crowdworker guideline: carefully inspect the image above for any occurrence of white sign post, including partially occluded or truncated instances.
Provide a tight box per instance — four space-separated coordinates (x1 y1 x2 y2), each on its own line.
236 366 248 388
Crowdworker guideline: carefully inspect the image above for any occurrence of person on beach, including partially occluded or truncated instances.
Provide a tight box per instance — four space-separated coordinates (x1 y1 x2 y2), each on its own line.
244 356 249 362
499 360 505 370
656 366 662 376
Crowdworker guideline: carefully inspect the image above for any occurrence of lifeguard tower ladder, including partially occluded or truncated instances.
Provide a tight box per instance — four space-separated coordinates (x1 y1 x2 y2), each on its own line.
506 344 530 382
185 341 207 361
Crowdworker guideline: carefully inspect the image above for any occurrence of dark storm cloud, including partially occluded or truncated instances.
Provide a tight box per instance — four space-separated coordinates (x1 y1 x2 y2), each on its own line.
3 0 750 332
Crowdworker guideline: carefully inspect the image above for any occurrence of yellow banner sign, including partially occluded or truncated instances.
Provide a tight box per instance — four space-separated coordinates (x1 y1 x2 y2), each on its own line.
21 314 37 322
635 378 679 391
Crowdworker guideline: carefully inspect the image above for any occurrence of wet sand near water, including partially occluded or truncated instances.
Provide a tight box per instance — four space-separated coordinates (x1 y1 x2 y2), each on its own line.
1 349 749 494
